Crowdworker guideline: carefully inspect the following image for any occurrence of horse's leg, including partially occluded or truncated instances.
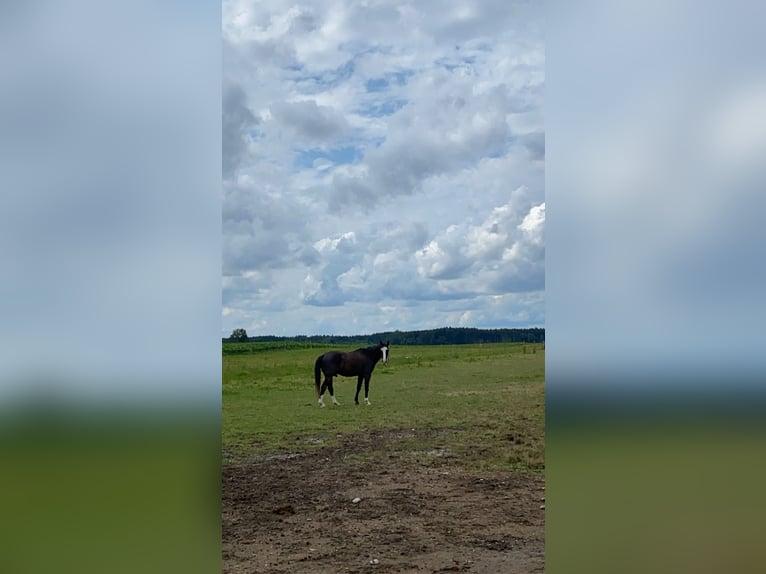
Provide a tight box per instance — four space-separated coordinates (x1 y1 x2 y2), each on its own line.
354 376 363 405
328 378 340 405
364 375 371 406
318 377 331 407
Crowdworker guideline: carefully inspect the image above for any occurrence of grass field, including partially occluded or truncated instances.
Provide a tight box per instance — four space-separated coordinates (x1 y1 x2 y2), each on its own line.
222 342 544 472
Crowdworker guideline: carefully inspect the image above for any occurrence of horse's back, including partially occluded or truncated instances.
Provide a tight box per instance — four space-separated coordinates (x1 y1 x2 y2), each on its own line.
318 351 342 374
319 350 372 377
322 351 342 363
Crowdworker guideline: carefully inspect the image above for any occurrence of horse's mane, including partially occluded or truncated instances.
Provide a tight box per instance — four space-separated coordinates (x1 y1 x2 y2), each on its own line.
355 344 382 356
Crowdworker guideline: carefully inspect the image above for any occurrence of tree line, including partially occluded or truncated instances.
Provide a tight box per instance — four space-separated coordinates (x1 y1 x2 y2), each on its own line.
225 326 544 346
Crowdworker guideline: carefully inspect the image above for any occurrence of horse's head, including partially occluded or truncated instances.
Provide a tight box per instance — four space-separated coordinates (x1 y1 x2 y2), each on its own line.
379 340 390 365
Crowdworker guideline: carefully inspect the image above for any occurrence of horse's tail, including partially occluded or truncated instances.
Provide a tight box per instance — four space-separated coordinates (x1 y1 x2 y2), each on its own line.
314 355 323 397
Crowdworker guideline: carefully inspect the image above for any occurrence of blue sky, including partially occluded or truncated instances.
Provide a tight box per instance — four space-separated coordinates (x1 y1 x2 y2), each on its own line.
222 0 544 336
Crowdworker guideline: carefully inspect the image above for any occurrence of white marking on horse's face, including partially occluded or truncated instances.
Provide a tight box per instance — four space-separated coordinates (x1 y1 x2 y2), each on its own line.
381 346 389 364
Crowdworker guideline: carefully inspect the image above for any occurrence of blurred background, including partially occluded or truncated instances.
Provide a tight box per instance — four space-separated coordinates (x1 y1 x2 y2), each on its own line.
547 1 766 572
0 2 221 573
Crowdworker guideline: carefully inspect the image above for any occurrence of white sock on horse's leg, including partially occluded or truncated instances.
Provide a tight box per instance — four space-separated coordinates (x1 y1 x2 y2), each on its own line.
331 395 340 405
364 397 371 405
318 395 325 407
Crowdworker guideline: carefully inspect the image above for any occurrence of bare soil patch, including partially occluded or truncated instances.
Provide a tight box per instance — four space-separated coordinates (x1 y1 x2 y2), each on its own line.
223 430 544 573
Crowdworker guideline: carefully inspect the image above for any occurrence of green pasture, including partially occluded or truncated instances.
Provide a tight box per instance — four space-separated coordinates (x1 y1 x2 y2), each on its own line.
223 343 544 472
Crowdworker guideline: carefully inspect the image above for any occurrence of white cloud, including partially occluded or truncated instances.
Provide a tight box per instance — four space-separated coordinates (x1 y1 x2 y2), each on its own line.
222 0 544 335
222 81 258 178
519 202 545 243
314 231 356 253
270 99 349 143
414 199 545 295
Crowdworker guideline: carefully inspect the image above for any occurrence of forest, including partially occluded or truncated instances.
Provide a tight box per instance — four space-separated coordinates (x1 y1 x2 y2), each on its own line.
224 326 544 347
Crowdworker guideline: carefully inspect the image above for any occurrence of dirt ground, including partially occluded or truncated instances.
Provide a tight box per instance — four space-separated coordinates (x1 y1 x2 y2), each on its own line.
222 430 544 574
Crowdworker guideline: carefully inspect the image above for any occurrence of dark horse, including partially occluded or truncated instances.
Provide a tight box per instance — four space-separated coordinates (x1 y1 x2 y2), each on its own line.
314 341 390 407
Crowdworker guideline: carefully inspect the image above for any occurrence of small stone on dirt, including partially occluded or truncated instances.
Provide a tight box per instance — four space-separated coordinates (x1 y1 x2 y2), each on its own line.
352 497 361 504
370 558 380 565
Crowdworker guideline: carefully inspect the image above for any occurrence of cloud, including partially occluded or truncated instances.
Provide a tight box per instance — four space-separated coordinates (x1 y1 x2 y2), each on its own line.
328 73 518 208
223 81 258 179
415 199 545 293
492 202 545 292
222 177 318 275
417 232 472 281
270 99 349 143
302 230 363 306
521 131 545 161
298 198 544 310
222 0 544 335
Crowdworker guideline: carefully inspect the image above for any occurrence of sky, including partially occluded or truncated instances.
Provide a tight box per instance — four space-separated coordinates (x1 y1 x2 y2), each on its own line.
222 0 544 337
